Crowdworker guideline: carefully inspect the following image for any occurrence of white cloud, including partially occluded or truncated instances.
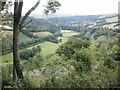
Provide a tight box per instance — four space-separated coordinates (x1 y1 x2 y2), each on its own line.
11 0 120 15
57 0 119 15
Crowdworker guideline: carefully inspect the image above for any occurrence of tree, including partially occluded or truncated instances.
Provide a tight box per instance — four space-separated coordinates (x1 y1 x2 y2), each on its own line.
56 38 90 59
13 0 24 80
0 1 6 11
1 1 13 25
12 0 61 80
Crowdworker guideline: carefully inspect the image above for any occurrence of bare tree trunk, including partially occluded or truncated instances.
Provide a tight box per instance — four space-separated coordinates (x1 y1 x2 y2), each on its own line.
13 22 23 79
13 1 24 80
13 0 40 80
13 19 24 79
13 65 16 80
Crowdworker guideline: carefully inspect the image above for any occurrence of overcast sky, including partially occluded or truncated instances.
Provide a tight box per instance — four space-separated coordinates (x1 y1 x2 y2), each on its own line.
10 0 120 15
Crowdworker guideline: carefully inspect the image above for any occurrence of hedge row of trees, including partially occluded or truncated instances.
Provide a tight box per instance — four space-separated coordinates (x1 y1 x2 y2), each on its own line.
2 31 61 54
19 45 41 60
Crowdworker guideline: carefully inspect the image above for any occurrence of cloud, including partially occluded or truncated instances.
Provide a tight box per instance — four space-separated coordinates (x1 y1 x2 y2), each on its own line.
11 0 120 15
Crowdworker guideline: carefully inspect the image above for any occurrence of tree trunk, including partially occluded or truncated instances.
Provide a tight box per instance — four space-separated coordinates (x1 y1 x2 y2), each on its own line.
13 1 24 80
12 0 40 80
13 21 24 79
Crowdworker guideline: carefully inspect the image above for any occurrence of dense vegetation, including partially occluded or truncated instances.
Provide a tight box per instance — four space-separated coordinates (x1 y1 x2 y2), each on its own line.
1 14 120 88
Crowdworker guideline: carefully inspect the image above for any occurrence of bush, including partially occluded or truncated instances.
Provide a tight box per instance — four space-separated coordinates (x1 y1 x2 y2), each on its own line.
19 45 41 60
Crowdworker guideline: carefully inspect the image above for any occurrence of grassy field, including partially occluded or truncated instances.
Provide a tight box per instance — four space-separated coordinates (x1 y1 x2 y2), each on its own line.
102 23 117 29
1 41 58 62
61 30 79 37
106 17 117 23
1 30 32 43
61 30 79 43
40 42 59 57
19 33 32 43
1 31 13 37
32 32 52 37
97 15 117 29
2 30 80 63
2 53 13 63
26 41 59 57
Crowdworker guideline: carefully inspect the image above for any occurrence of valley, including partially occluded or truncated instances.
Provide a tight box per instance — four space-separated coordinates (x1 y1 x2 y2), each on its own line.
2 29 80 63
1 14 119 88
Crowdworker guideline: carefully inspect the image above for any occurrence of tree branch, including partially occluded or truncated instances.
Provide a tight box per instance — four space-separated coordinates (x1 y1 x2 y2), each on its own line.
14 0 18 17
19 0 40 31
21 19 32 29
17 0 23 25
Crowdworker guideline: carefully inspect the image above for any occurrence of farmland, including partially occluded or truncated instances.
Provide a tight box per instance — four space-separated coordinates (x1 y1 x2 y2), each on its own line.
2 30 79 63
1 30 32 43
1 14 119 88
32 32 52 37
102 23 117 29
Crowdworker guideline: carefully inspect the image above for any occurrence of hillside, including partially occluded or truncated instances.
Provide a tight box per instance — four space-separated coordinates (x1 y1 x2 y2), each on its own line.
2 14 119 88
1 30 32 43
95 14 118 29
2 29 79 62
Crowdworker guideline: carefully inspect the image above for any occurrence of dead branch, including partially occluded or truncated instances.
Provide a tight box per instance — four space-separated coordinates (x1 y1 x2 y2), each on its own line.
19 0 40 31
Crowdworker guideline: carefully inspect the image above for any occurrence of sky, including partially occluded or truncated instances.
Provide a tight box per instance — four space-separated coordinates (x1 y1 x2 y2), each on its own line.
10 0 120 16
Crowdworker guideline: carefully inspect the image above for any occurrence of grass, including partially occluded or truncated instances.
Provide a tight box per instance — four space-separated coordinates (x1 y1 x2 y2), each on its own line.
102 23 117 29
1 31 13 37
61 30 79 36
32 32 52 37
2 42 41 63
60 30 79 43
2 42 58 62
28 30 79 57
19 33 32 43
1 31 31 63
40 42 59 57
106 17 117 23
2 30 80 63
2 52 13 63
1 30 32 43
61 30 79 37
26 41 59 57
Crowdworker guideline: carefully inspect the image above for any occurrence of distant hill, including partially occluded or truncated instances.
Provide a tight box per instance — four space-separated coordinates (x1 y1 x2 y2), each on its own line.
95 14 118 29
47 15 100 23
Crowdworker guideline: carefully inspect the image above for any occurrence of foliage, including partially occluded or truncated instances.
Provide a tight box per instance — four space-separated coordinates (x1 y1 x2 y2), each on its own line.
56 38 90 59
2 64 34 89
44 0 61 15
2 64 13 88
19 45 41 60
2 35 13 54
1 0 13 25
2 8 119 88
71 47 92 73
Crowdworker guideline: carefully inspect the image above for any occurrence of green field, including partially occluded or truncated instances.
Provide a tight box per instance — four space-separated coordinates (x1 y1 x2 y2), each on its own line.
27 30 79 57
1 31 13 37
102 23 117 29
61 30 79 37
26 41 59 57
2 30 80 63
2 53 13 63
19 33 32 43
61 30 79 43
40 42 59 57
1 30 32 43
32 32 52 37
106 17 117 23
1 42 59 63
